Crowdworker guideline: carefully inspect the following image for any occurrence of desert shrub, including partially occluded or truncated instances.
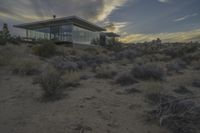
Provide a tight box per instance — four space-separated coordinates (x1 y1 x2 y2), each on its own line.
106 42 123 52
36 68 64 100
115 49 138 60
115 73 138 86
117 58 130 66
185 51 200 61
9 36 22 45
174 86 193 95
125 88 141 94
32 40 57 57
62 71 81 87
191 61 200 70
0 45 15 66
163 44 198 58
0 55 5 66
49 56 79 71
192 80 200 87
0 44 29 66
131 64 164 80
0 35 7 45
94 64 117 79
143 81 163 104
134 56 151 65
12 58 40 75
56 46 78 56
76 60 88 69
0 54 10 66
83 47 99 55
80 53 108 67
147 95 200 133
166 59 187 74
151 54 172 62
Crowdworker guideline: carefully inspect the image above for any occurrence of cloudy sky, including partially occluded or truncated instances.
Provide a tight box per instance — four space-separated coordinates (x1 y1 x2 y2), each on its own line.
0 0 200 42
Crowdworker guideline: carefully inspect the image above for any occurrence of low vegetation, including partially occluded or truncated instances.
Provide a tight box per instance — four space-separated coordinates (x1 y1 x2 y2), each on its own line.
0 35 7 45
49 56 79 71
94 64 117 79
147 95 200 133
193 79 200 87
62 71 81 87
32 40 57 58
0 26 200 133
36 68 64 101
131 63 164 80
143 81 163 105
12 58 40 75
174 86 193 95
115 73 138 86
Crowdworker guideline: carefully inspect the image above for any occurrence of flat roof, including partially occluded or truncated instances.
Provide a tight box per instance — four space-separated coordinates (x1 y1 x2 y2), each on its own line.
14 16 106 31
102 32 120 37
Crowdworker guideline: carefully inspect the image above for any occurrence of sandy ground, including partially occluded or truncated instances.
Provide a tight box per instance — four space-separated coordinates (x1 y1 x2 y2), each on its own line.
0 44 199 133
0 66 171 133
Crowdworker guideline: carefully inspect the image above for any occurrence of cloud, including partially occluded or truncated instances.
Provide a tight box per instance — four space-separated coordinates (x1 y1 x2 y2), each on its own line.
120 29 200 43
94 0 128 22
158 0 169 3
104 21 128 33
174 13 198 22
0 0 128 23
0 0 128 35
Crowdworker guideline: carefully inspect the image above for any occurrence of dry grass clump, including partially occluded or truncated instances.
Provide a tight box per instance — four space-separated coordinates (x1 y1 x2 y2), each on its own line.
0 44 28 66
62 71 81 87
12 58 40 75
143 80 200 133
0 35 7 45
94 64 117 79
147 95 200 133
151 53 172 62
36 68 64 101
115 73 138 86
32 40 57 58
166 59 187 74
116 58 130 66
49 56 79 71
163 44 198 58
192 79 200 88
131 63 164 80
115 49 138 60
133 56 152 65
191 61 200 70
0 54 10 66
80 53 109 67
143 81 163 105
174 86 193 95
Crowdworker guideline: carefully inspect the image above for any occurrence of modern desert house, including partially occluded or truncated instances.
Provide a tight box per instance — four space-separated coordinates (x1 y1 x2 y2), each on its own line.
14 16 119 46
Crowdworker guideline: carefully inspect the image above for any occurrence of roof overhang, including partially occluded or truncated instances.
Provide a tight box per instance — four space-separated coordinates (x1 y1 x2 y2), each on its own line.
14 16 106 32
102 32 120 37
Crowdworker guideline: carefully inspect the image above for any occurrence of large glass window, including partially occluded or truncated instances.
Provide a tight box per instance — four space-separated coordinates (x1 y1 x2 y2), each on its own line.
59 25 73 42
72 26 100 45
27 25 73 42
27 27 50 40
50 25 73 42
26 24 100 45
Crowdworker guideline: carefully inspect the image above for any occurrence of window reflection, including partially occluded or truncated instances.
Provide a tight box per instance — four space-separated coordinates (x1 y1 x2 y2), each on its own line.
26 25 100 45
73 26 100 45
